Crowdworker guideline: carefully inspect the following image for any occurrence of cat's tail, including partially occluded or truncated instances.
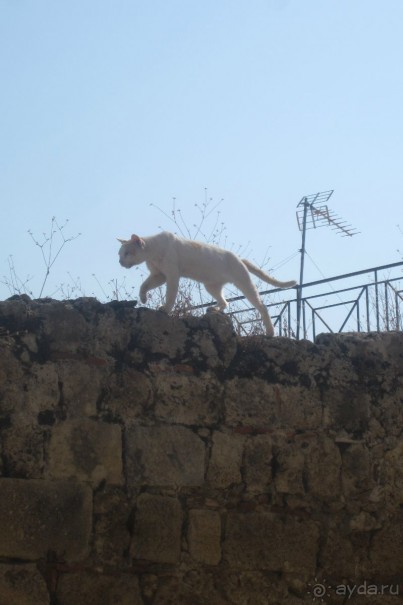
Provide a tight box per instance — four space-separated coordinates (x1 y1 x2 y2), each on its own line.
242 259 297 289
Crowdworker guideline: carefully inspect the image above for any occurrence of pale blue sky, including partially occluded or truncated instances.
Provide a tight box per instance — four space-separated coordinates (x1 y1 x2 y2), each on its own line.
1 0 402 301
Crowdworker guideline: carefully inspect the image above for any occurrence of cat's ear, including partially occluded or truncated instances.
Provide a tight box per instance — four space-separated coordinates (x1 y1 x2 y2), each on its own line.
117 238 127 244
131 234 145 248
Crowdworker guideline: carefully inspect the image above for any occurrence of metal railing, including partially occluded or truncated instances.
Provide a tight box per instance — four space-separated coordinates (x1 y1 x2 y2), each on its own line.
192 261 403 340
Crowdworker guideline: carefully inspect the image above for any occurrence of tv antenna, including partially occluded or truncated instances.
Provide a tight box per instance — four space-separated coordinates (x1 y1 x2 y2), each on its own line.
295 190 360 339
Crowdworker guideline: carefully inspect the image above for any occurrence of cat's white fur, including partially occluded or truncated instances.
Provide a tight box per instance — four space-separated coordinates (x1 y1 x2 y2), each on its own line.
118 232 296 336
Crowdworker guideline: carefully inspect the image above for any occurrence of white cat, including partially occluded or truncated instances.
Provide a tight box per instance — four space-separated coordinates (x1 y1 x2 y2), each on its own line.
117 231 296 336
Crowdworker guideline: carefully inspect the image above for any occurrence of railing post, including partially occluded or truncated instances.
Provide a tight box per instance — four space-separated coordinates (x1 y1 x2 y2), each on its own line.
385 281 389 331
375 269 380 331
365 286 370 331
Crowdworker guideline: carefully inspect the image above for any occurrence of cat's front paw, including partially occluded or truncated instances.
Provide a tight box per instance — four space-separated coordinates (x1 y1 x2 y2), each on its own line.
140 290 147 304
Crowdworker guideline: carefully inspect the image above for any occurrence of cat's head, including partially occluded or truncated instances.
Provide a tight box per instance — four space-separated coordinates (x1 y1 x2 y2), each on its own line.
118 234 146 268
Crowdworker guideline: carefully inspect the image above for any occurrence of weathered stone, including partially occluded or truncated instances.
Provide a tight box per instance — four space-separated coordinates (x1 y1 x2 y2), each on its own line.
341 444 373 502
323 387 371 433
0 296 35 327
1 299 403 602
2 424 46 478
272 436 305 495
188 509 221 565
131 494 182 564
350 511 381 532
0 479 92 561
225 378 322 429
384 442 403 503
223 512 319 573
272 385 323 429
40 301 90 354
370 514 403 579
0 345 25 413
183 311 238 368
132 308 237 369
47 418 123 485
376 389 403 435
103 367 153 424
224 378 279 428
0 564 49 605
154 369 223 426
90 306 134 355
319 525 358 579
131 308 190 358
243 434 273 493
152 571 230 605
57 572 143 605
19 362 60 421
57 360 105 417
217 570 289 605
207 431 244 488
93 487 132 565
126 425 205 486
304 435 342 501
318 332 403 376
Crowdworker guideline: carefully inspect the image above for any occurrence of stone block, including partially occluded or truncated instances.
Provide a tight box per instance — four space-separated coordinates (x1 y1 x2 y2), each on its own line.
304 435 342 501
57 360 105 417
0 479 92 561
24 363 60 414
188 509 221 565
273 385 323 429
225 378 322 429
131 494 182 564
154 369 222 426
217 570 288 605
131 308 190 358
132 307 236 369
5 361 60 423
184 311 238 368
40 302 90 354
152 571 230 605
93 487 132 565
243 434 273 493
384 442 403 503
322 387 371 433
207 431 244 488
272 437 305 495
376 389 403 436
2 424 46 478
370 512 403 579
48 418 123 486
0 346 25 413
90 306 134 355
319 525 357 579
223 512 319 574
224 378 277 428
341 443 373 501
102 368 153 424
126 425 205 486
0 564 49 605
57 572 143 605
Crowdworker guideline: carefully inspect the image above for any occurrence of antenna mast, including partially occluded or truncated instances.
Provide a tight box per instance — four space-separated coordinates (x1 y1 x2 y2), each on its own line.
295 190 360 339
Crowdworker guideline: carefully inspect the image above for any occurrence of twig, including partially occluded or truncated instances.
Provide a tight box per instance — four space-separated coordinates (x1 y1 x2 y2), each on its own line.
28 217 81 297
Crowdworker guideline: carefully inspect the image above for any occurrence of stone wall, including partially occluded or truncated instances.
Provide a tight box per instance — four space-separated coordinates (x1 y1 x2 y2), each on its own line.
0 296 403 604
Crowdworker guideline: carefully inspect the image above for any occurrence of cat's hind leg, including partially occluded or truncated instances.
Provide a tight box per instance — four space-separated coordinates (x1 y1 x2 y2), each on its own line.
204 282 228 312
235 277 275 337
